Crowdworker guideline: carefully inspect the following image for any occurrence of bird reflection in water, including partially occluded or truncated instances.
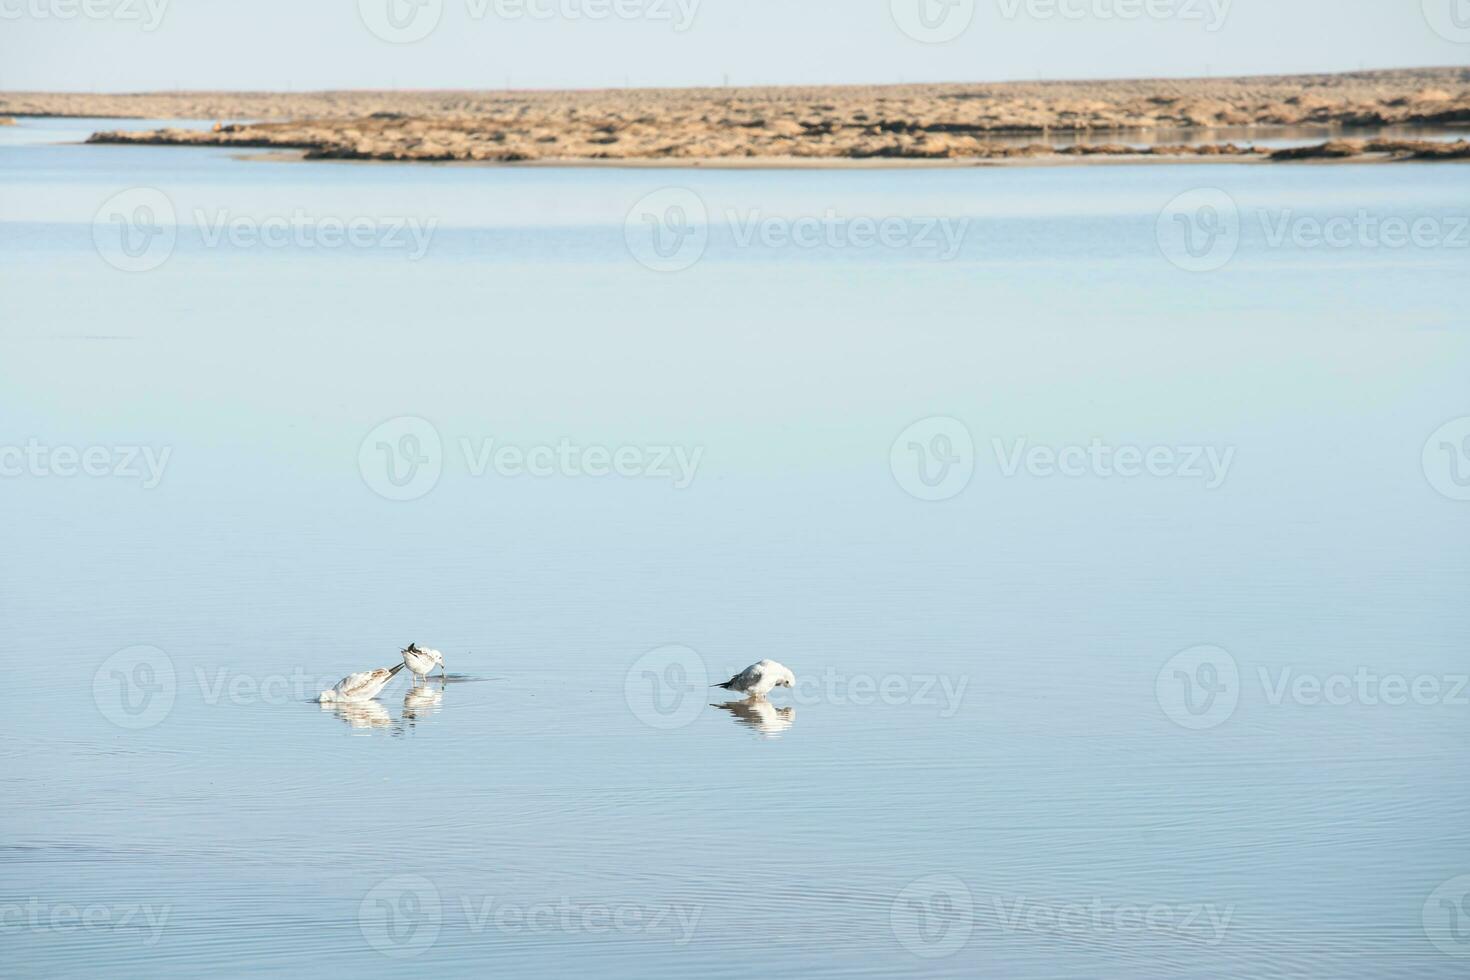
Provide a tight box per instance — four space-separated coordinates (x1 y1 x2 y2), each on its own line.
317 679 448 734
401 681 445 727
320 699 392 730
712 697 796 738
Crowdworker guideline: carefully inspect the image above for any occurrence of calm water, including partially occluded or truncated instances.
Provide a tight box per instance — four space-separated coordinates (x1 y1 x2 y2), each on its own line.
2 118 1468 978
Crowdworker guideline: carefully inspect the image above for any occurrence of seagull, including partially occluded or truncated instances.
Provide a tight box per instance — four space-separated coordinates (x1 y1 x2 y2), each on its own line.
712 659 796 698
318 663 405 703
401 643 446 681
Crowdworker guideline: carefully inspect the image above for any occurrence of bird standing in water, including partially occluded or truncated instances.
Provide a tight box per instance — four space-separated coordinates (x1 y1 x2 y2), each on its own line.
713 659 796 698
401 643 446 681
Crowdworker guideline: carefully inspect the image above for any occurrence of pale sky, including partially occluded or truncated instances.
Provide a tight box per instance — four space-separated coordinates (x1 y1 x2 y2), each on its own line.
0 0 1466 92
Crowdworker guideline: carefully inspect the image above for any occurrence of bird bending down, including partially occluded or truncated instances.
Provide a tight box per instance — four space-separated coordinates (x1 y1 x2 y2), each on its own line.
401 643 446 681
318 663 405 703
713 659 796 698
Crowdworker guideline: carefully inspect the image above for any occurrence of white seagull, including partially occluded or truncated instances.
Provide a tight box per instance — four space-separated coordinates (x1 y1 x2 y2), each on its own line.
401 643 446 681
713 659 796 698
318 663 405 703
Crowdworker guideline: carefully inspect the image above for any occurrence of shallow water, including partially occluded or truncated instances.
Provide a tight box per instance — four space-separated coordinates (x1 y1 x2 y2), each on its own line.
2 117 1468 978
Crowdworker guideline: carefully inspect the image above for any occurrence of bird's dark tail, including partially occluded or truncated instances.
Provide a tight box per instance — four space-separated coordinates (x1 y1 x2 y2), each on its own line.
712 679 735 690
388 663 405 676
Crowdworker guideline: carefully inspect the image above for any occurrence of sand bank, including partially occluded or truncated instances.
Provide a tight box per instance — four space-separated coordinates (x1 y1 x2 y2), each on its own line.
8 67 1467 166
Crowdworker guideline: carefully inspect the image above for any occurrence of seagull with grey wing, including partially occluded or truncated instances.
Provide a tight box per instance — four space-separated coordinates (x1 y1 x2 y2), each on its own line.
318 663 405 703
712 659 796 698
401 643 445 681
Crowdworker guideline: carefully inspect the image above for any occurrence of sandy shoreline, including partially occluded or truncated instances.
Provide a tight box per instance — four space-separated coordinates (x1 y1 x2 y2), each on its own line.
8 67 1469 167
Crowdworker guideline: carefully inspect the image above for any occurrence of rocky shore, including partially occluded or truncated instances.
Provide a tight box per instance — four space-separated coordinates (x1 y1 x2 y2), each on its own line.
8 67 1467 166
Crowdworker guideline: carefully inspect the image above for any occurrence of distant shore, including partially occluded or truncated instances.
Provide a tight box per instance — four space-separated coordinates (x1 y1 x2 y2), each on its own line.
227 141 1467 169
7 67 1468 166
